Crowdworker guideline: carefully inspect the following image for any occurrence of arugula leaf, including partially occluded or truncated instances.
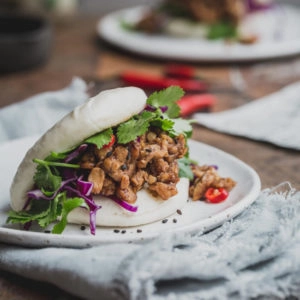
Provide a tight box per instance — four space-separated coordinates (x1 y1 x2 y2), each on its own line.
85 128 113 149
117 111 154 144
52 197 87 234
146 86 184 118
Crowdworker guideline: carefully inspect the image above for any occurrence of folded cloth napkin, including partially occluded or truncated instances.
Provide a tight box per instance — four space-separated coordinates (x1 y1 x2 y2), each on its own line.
0 81 299 300
0 77 87 143
194 81 300 150
0 183 299 300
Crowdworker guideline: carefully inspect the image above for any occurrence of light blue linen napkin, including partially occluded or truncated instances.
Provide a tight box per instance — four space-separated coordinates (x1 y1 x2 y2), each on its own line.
0 184 299 300
0 77 87 143
194 81 300 150
0 80 299 300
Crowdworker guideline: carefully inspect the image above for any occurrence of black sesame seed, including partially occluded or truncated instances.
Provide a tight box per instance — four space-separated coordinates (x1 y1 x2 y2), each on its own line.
114 229 120 233
176 209 182 215
106 151 113 157
44 230 51 234
162 219 168 224
145 148 152 153
173 219 177 223
120 164 127 171
121 230 126 234
137 229 142 233
80 225 86 231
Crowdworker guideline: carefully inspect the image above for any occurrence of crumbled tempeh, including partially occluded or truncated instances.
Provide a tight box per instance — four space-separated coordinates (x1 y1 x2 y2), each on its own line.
189 165 236 201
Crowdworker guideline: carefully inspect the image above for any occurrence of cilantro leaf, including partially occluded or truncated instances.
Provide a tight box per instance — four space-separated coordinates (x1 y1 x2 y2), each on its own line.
170 118 193 138
7 193 86 234
52 197 87 234
33 164 62 193
117 111 154 144
47 151 68 161
150 114 174 132
85 128 113 149
178 156 195 180
7 193 62 229
146 86 184 118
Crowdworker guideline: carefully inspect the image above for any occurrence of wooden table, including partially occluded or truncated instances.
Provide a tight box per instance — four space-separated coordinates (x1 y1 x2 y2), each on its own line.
0 14 300 300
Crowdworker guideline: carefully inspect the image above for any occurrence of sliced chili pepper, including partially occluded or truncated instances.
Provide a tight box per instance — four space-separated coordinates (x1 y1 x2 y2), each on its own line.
103 135 115 148
120 70 208 92
177 94 216 116
205 187 229 203
164 64 196 79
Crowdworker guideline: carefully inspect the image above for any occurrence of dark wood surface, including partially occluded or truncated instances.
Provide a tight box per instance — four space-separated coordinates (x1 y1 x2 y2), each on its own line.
0 14 300 300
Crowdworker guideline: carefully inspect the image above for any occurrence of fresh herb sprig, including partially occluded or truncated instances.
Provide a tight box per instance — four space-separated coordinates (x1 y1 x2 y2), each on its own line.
117 86 193 144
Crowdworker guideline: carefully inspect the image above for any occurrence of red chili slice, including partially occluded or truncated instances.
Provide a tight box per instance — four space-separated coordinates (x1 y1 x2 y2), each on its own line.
205 187 229 203
103 135 115 148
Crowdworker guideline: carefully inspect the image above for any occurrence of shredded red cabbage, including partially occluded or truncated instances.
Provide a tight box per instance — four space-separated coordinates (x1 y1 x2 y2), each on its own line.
64 185 101 235
107 195 138 212
27 177 76 201
145 104 156 112
160 106 168 113
145 104 168 113
64 144 88 163
246 0 273 11
210 164 219 170
77 176 93 197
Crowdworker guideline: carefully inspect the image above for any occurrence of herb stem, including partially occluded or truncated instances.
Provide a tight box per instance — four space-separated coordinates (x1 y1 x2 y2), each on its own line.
33 158 80 169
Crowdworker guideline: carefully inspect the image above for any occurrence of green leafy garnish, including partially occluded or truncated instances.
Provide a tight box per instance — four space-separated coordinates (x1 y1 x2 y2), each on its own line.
116 86 192 144
7 193 61 229
146 86 183 118
178 156 196 180
33 158 79 194
207 21 237 40
85 128 113 149
117 111 154 144
7 193 86 234
170 118 193 138
52 197 87 234
33 164 62 193
33 158 80 169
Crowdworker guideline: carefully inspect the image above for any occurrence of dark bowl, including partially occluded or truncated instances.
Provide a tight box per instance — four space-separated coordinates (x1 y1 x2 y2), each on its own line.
0 13 52 73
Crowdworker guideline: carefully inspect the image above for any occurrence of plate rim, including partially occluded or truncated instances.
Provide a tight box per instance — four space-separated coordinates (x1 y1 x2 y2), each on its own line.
97 4 300 62
0 136 261 248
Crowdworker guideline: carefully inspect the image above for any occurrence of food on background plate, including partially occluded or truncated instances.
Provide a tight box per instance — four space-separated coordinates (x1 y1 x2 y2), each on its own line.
128 0 274 43
7 86 235 235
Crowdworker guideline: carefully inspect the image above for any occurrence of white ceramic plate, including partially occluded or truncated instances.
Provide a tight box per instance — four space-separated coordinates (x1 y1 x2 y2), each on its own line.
0 135 260 248
97 5 300 62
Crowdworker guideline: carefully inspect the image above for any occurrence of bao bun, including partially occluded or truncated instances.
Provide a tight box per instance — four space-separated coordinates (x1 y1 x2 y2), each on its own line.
10 86 189 227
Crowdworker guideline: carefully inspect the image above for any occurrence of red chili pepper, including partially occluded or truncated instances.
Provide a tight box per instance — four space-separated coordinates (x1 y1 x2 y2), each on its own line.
177 94 216 116
205 187 229 203
103 135 115 148
164 64 196 79
120 71 208 92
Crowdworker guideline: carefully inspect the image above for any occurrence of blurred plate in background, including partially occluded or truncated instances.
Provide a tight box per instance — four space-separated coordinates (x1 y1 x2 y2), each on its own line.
97 5 300 62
